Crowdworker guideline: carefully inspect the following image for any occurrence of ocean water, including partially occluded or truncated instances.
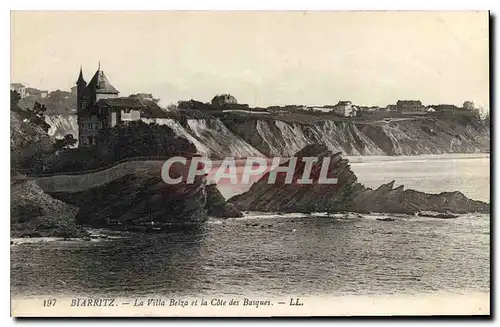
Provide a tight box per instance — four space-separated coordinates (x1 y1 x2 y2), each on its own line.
11 154 490 297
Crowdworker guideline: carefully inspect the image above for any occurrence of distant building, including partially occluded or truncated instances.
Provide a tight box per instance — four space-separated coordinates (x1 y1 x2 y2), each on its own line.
385 104 397 112
76 65 164 147
308 106 333 113
463 101 475 110
431 104 459 113
357 106 380 114
396 100 426 114
26 87 48 99
211 94 238 109
332 101 354 117
10 83 26 98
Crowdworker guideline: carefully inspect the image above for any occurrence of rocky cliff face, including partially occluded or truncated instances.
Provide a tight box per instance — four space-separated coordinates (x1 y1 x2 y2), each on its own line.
229 144 489 215
44 114 490 159
45 114 78 142
50 172 242 227
222 116 490 157
205 184 243 218
50 172 209 227
10 180 82 237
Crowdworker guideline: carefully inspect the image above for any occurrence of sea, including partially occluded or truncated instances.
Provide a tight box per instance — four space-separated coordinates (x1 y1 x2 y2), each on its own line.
11 154 490 299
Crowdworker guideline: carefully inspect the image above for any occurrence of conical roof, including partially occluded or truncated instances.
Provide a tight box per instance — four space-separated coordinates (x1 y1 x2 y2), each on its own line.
87 69 119 94
76 66 86 84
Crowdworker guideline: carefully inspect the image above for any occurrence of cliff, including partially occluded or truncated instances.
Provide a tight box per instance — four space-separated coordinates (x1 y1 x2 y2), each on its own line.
229 144 489 215
44 113 490 159
12 112 242 234
11 111 54 170
49 172 242 228
10 180 83 237
222 115 490 156
11 111 86 237
49 171 209 227
45 114 78 142
205 184 243 218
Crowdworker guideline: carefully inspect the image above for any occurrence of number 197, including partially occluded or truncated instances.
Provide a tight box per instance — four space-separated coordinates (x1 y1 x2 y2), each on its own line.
43 299 56 307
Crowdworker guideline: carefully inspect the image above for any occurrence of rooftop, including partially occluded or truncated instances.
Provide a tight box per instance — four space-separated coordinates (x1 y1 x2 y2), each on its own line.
96 97 145 109
96 97 169 118
86 69 119 94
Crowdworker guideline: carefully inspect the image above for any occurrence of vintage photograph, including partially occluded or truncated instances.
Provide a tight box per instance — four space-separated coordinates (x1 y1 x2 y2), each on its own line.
10 11 490 316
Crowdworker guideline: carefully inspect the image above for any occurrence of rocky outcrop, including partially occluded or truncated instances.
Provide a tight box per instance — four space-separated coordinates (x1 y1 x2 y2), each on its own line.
10 111 86 237
229 144 490 215
50 171 208 228
205 184 243 218
10 180 83 237
45 114 78 142
49 173 242 228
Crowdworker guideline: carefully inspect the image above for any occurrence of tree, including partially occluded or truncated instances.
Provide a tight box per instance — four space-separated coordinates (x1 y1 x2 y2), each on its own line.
53 134 77 151
27 101 50 132
11 90 21 111
47 89 71 103
31 101 47 115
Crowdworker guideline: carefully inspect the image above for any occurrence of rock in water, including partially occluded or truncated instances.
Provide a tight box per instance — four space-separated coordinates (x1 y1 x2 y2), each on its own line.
205 184 243 218
229 144 489 215
50 171 209 227
50 173 243 227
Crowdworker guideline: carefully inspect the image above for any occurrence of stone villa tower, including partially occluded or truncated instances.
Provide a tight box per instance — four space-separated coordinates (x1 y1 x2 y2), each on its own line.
75 64 120 146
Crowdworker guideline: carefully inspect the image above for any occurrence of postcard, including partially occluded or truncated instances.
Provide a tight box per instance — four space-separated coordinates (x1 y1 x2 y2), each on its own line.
10 10 490 317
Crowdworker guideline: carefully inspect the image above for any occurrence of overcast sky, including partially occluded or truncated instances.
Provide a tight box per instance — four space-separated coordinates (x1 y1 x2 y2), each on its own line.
11 11 489 109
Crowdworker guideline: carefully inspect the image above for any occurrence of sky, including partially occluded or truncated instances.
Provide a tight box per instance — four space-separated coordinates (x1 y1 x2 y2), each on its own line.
11 11 489 109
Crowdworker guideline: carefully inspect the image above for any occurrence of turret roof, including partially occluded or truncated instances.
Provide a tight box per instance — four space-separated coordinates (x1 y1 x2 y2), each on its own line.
86 69 119 94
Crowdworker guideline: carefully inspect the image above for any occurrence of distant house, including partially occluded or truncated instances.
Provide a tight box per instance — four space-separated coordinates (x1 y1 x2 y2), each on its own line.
211 94 238 109
10 83 26 98
357 106 380 114
307 106 333 113
431 104 459 113
332 101 354 117
396 100 426 114
431 103 478 116
384 104 397 112
26 87 48 99
463 101 475 110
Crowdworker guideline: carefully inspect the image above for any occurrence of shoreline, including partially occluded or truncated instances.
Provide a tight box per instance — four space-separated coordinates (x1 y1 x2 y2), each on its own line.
10 211 490 245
